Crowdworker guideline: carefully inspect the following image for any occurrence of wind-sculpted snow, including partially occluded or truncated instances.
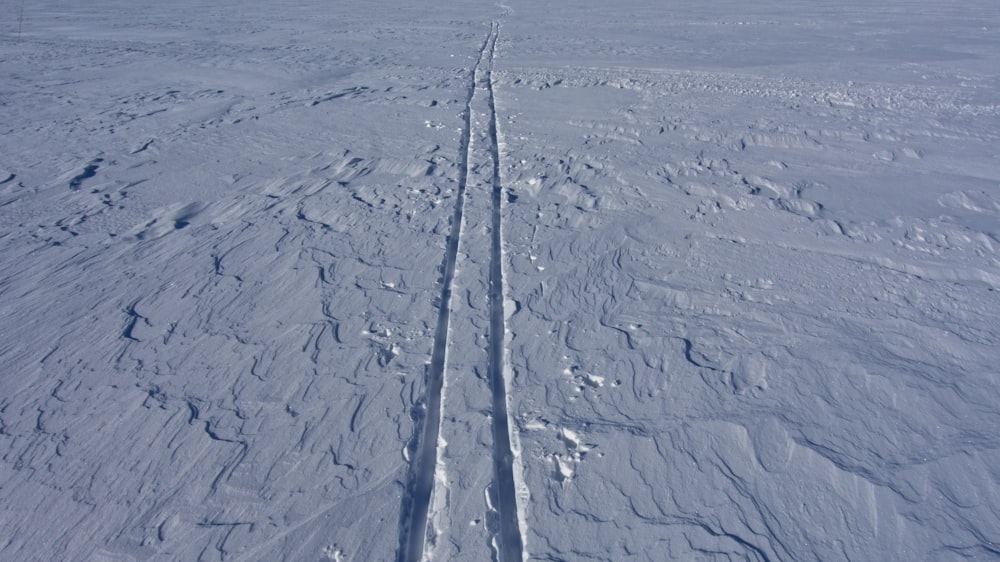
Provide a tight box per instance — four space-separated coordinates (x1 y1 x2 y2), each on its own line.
496 2 1000 560
0 3 492 560
2 0 1000 561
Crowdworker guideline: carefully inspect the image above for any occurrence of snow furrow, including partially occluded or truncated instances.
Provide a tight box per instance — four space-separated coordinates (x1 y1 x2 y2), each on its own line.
395 28 494 562
483 22 526 562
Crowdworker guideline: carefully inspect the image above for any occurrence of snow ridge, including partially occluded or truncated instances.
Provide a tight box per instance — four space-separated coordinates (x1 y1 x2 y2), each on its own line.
483 21 525 562
395 24 495 562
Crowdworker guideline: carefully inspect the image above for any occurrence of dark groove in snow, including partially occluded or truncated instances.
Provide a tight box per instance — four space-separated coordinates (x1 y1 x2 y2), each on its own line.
68 158 103 191
484 21 525 562
395 26 495 562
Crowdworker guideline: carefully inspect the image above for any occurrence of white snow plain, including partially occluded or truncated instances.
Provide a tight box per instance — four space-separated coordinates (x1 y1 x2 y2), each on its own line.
2 1 999 560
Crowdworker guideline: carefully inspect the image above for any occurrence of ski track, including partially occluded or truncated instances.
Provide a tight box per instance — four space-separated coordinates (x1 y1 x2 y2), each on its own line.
486 22 524 562
483 21 526 562
396 22 516 562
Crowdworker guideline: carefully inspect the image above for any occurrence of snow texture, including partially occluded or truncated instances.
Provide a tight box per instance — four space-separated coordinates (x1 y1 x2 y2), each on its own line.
2 1 999 561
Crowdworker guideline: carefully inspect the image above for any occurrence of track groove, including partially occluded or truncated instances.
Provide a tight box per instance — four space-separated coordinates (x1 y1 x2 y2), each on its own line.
483 22 525 562
395 26 494 562
396 20 522 562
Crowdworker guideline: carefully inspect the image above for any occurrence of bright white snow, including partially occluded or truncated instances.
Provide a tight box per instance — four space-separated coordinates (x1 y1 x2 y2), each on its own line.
2 1 999 561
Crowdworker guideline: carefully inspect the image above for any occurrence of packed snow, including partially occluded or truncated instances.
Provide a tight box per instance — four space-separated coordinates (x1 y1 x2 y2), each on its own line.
2 1 999 561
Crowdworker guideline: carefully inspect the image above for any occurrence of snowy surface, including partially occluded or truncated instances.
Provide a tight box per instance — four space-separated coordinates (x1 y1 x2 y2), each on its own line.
2 1 999 560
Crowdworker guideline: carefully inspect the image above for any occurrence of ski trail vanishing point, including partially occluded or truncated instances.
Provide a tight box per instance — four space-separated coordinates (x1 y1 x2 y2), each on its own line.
397 21 523 562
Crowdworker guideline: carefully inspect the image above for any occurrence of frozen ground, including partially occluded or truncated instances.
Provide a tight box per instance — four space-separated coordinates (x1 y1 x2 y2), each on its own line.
1 1 999 561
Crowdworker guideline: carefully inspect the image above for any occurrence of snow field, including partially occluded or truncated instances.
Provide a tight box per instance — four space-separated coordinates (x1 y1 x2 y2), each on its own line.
2 0 1000 561
497 2 1000 559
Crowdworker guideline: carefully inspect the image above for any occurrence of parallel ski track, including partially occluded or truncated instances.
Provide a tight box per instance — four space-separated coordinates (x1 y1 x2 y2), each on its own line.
395 25 494 562
483 21 525 562
396 21 523 562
